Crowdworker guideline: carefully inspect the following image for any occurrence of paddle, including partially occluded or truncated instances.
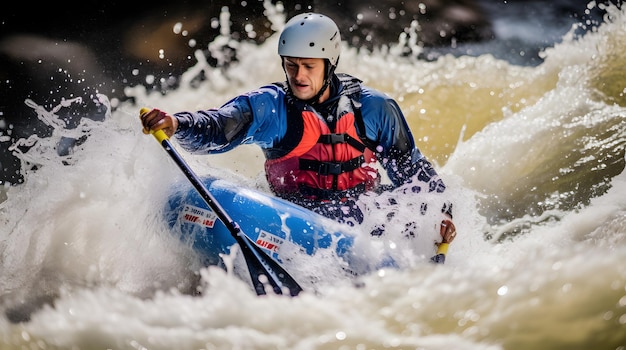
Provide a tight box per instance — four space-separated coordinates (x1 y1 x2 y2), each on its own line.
140 108 303 297
430 243 448 264
430 219 452 264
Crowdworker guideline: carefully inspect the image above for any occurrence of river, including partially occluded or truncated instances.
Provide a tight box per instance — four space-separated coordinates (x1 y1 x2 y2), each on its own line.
1 1 625 349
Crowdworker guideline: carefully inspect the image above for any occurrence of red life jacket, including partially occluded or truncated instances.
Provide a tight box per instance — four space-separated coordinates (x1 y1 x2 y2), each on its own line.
264 78 380 201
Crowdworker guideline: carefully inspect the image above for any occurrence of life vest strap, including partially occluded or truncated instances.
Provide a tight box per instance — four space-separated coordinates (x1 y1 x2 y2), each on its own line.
317 133 366 152
299 155 365 175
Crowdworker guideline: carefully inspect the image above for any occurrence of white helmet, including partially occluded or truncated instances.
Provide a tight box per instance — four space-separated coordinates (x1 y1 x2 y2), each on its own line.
278 13 341 67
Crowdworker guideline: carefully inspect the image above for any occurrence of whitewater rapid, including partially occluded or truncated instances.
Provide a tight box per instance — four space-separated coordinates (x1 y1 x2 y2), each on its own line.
1 2 625 349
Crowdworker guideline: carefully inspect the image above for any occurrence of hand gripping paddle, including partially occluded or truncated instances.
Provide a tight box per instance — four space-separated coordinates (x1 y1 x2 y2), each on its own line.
140 108 303 296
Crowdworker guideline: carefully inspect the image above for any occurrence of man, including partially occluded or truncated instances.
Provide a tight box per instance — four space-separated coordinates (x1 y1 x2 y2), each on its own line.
140 13 457 261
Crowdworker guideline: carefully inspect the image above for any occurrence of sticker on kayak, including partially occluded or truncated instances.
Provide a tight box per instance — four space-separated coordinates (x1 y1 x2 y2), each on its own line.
180 204 217 228
255 230 284 253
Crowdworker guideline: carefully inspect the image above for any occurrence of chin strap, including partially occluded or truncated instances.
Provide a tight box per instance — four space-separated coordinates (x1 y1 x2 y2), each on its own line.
306 78 332 105
308 59 337 105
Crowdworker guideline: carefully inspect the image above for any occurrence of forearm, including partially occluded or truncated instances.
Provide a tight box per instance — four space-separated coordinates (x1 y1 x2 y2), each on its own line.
174 103 252 154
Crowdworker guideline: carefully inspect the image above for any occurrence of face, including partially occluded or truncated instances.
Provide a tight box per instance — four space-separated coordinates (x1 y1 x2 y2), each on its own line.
283 57 329 102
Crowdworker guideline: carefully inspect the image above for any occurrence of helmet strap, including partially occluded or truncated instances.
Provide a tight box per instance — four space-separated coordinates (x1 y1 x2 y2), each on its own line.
306 59 337 105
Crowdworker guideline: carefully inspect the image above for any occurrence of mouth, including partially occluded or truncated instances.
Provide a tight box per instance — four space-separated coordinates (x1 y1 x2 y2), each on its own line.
293 81 308 89
291 83 310 97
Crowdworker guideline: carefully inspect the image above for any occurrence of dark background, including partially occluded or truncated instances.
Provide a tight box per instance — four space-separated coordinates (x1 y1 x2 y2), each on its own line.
0 0 610 187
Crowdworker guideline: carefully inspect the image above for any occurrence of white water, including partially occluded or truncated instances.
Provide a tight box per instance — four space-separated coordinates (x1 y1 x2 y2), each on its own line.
1 2 625 349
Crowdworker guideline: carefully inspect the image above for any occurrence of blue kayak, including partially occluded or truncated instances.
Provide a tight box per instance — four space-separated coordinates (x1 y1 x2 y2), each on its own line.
164 176 357 267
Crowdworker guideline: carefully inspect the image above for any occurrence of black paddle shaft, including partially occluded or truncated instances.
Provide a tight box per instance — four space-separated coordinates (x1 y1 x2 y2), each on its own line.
157 136 303 296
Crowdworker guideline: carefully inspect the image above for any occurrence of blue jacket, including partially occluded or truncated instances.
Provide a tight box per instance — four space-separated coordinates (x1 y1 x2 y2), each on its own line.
173 74 447 197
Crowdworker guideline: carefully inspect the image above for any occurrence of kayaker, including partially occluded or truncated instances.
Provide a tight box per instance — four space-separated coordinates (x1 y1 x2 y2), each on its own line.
140 12 458 255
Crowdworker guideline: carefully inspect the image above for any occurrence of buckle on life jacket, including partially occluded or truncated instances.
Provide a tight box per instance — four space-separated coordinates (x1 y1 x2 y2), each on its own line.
319 162 343 175
299 155 365 176
318 133 367 152
319 133 347 144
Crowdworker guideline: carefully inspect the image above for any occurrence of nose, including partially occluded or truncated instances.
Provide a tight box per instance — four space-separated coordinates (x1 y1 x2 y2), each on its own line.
293 66 305 81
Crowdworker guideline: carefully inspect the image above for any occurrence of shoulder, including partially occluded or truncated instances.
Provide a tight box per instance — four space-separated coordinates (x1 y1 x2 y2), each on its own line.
224 84 286 112
359 85 397 112
360 85 392 101
240 84 286 100
357 85 406 130
233 84 288 124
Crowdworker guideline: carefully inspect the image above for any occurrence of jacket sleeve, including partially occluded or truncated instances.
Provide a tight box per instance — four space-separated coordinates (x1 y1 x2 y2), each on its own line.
360 87 449 201
172 85 285 154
